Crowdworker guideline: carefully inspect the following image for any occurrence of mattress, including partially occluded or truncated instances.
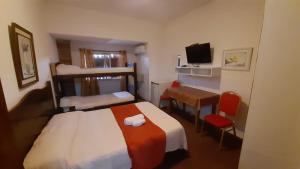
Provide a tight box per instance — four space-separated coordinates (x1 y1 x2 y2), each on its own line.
56 64 134 75
23 102 187 169
60 91 135 110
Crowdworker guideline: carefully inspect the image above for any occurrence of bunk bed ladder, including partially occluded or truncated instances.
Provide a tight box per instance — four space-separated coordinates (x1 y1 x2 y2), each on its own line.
133 63 138 102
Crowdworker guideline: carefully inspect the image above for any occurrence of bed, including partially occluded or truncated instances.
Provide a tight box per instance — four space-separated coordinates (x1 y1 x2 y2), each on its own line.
50 63 138 110
60 91 135 110
4 81 187 169
23 102 187 169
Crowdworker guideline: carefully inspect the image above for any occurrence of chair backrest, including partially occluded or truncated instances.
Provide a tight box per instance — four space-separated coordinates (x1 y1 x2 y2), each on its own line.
219 91 241 116
171 80 181 88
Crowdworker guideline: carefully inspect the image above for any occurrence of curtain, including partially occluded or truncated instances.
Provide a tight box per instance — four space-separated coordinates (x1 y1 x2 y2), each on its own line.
80 48 100 96
119 50 128 91
56 40 76 96
118 50 128 67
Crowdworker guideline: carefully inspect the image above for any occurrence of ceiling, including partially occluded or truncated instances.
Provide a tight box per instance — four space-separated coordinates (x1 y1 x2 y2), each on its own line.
47 0 211 23
51 33 144 46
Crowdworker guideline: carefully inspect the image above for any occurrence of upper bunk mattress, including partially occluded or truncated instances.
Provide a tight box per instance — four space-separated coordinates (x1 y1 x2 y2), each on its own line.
60 91 134 110
23 102 187 169
56 64 134 75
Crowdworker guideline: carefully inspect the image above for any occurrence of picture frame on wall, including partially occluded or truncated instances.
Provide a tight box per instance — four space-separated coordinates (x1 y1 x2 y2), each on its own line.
222 48 253 71
9 23 39 89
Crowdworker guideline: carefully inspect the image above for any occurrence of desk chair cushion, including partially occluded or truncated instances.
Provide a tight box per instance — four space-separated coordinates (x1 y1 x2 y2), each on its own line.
204 114 233 128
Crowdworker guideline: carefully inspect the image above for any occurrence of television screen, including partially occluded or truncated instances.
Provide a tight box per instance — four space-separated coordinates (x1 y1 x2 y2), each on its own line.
185 43 211 64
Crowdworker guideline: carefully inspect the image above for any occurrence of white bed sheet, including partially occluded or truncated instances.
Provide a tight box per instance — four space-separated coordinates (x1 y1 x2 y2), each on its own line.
24 102 187 169
60 91 135 110
56 64 133 75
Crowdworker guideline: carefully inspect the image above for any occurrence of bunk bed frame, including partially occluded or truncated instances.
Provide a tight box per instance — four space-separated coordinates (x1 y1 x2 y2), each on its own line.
50 62 138 111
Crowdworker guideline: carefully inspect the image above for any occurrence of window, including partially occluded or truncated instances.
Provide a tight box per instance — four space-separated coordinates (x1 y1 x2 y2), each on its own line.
93 51 121 80
93 52 120 68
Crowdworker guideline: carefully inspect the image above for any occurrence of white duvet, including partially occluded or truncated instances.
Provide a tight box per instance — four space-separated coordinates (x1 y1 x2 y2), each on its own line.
56 64 134 75
60 91 135 110
24 102 187 169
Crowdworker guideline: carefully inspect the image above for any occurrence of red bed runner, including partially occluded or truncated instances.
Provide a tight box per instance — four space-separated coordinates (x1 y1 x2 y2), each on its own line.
111 104 166 169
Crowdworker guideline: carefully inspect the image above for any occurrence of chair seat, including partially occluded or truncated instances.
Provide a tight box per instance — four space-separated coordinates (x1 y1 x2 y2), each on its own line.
204 114 233 128
160 94 171 100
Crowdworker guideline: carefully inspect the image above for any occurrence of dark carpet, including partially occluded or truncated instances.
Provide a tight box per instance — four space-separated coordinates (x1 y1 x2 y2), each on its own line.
156 108 242 169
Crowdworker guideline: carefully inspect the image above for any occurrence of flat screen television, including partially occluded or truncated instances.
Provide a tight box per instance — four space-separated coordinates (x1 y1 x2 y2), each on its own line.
185 43 211 64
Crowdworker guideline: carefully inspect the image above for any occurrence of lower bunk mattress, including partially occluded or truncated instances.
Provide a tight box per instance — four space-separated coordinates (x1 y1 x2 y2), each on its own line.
24 102 187 169
60 91 135 110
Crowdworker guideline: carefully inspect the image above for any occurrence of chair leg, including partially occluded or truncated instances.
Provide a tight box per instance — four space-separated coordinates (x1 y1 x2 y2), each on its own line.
171 99 178 110
200 120 205 135
174 100 179 110
158 99 161 108
182 103 186 113
233 125 237 137
194 110 200 132
219 129 225 149
168 99 173 113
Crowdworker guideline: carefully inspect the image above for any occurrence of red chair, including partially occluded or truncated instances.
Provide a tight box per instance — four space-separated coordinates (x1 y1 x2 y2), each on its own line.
159 81 181 109
201 91 241 149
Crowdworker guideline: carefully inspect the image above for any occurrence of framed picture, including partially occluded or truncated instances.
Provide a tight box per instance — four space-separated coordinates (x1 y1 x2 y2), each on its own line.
9 23 39 88
222 48 253 71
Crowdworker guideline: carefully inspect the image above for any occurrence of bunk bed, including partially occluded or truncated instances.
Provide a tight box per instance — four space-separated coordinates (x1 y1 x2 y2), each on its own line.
50 63 138 111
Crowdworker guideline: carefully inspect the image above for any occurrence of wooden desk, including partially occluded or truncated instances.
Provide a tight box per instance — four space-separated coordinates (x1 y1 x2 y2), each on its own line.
166 86 220 131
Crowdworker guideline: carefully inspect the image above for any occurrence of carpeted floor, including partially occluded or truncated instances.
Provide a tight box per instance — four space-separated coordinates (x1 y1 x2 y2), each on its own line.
156 108 242 169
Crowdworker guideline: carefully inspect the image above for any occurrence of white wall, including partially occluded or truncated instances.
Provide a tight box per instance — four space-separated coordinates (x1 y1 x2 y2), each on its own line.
0 0 58 110
239 0 300 169
44 2 164 100
162 0 265 133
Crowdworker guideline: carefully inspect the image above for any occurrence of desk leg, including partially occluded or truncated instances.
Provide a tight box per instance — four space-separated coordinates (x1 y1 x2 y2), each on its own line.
195 108 200 132
212 103 217 114
182 103 186 113
168 99 172 114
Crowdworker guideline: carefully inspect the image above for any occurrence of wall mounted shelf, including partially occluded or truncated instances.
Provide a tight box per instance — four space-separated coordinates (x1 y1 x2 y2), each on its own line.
176 65 221 77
